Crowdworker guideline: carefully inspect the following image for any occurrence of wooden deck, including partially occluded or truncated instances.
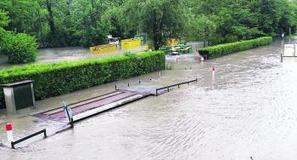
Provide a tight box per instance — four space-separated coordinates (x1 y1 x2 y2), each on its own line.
34 79 197 122
34 90 151 122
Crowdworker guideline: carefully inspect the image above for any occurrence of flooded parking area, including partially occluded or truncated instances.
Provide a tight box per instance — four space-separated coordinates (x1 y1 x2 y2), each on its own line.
1 39 297 160
0 46 146 69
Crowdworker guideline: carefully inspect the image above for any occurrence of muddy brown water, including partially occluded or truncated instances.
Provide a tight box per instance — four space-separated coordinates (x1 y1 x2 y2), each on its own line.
1 39 297 160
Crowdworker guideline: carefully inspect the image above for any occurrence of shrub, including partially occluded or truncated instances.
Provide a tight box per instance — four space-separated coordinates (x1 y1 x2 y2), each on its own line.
0 51 165 108
199 36 273 59
1 32 37 64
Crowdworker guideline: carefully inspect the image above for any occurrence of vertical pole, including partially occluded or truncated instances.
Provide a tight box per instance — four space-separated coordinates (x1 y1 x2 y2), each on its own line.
294 43 297 57
43 129 47 138
63 101 73 128
5 123 14 144
70 118 74 128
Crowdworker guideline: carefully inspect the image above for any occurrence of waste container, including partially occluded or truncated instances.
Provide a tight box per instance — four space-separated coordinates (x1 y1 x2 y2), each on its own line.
1 80 35 114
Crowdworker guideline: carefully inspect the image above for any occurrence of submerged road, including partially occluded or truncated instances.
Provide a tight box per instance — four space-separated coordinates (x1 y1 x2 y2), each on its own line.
1 38 297 160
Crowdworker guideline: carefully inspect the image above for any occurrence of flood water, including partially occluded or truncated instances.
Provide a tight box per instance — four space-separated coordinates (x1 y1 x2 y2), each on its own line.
1 38 297 160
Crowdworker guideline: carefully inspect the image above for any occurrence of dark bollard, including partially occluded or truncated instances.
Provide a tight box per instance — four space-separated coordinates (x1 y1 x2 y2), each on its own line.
128 83 130 87
115 84 117 90
139 79 141 84
43 129 47 138
70 118 74 128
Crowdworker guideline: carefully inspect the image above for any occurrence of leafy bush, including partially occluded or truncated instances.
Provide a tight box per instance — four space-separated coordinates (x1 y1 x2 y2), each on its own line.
1 32 38 64
199 36 272 59
0 51 165 108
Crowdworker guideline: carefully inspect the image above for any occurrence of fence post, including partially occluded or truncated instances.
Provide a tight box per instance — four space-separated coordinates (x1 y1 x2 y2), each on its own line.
43 129 47 138
70 118 74 128
11 142 15 149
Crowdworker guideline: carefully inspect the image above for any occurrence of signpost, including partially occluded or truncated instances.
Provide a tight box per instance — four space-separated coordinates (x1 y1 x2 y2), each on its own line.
5 123 14 143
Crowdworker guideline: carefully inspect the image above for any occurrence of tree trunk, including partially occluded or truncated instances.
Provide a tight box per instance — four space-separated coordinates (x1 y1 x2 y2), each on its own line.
153 36 161 50
46 0 56 35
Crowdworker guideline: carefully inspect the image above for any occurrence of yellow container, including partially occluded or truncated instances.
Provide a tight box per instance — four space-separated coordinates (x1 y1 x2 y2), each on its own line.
90 44 117 54
121 38 142 50
167 38 178 47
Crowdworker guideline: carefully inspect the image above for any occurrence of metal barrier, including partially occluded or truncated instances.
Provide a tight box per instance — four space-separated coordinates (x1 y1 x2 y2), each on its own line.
155 79 198 96
90 44 117 54
121 38 142 50
11 129 47 149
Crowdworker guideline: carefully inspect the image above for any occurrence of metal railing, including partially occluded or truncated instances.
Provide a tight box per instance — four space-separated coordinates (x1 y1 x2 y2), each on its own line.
11 129 47 149
155 79 198 96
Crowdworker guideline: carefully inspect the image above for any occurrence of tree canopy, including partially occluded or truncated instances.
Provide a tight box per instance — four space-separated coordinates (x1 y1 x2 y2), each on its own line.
0 0 296 49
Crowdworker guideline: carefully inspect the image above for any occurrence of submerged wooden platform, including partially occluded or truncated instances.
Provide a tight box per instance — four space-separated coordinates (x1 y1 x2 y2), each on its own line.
34 79 197 122
34 90 151 122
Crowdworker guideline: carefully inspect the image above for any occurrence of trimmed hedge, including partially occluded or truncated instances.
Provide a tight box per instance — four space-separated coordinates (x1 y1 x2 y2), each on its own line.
0 51 165 108
199 36 272 59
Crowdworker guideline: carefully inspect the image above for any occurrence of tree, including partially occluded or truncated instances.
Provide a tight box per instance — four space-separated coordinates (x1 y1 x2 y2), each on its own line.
0 10 38 64
186 15 216 47
1 0 296 48
0 10 9 55
0 10 9 28
124 0 185 50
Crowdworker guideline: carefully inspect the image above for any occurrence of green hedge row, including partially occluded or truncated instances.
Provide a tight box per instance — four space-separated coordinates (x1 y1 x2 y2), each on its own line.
0 51 165 108
199 36 273 59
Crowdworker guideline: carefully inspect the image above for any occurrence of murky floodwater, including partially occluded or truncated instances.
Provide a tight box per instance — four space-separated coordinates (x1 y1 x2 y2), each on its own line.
1 38 297 160
0 46 146 70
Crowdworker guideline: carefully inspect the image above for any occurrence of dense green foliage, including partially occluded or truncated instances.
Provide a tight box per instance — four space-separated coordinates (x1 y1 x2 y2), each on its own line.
199 37 272 59
185 0 297 44
123 0 185 50
0 10 38 64
0 0 296 49
0 51 165 108
1 32 37 64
